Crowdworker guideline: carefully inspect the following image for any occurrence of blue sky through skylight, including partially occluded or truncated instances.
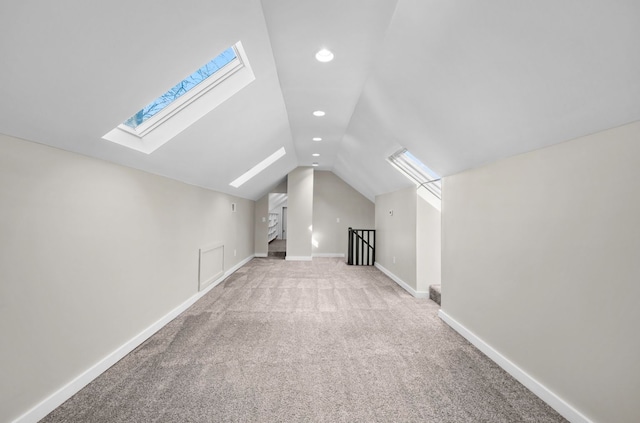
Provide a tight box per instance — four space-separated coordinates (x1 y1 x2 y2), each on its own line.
387 148 441 200
403 150 439 180
124 47 237 129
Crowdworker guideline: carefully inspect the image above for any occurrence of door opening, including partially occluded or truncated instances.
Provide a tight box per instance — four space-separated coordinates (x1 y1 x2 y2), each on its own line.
268 194 287 258
282 206 287 240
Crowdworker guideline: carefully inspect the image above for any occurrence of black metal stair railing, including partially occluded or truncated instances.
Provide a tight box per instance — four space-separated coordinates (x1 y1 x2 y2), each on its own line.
347 228 376 266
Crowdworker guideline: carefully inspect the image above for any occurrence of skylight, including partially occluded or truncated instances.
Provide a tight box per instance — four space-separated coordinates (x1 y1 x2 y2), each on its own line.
123 47 237 130
102 42 255 154
387 148 442 200
229 147 286 188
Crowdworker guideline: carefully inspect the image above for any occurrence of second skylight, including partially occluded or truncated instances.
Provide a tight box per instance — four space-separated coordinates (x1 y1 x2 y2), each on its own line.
387 148 441 200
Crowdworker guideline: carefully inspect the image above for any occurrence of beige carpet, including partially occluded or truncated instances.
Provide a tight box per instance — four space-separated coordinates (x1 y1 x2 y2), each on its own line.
42 258 566 422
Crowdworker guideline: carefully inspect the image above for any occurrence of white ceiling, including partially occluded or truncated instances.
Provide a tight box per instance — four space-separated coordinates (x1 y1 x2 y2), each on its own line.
1 0 639 201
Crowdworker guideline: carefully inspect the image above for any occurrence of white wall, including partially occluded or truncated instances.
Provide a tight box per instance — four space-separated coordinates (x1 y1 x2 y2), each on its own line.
254 194 268 256
271 177 288 194
375 187 417 289
312 171 374 257
0 133 255 423
441 121 640 423
416 193 441 292
286 167 313 260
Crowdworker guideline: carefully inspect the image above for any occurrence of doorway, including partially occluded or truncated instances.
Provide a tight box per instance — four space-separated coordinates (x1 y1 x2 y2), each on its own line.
268 194 287 258
281 206 287 240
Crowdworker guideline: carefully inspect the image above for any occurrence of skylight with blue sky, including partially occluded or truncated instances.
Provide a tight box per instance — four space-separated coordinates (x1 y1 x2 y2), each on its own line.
102 42 255 154
123 47 237 130
388 148 442 202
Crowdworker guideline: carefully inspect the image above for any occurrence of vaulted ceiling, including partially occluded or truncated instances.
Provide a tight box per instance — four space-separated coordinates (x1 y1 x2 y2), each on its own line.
1 0 639 201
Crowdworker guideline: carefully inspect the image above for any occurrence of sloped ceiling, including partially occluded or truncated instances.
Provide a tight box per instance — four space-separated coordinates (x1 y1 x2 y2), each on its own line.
1 0 639 201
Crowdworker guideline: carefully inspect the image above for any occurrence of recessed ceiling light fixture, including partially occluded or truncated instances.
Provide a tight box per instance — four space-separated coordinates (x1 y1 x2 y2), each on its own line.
313 110 325 117
315 48 334 62
312 162 319 167
312 153 320 157
312 137 322 142
230 147 286 188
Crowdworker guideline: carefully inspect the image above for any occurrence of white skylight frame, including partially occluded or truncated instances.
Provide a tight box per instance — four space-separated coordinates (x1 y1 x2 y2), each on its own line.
229 147 286 188
119 46 239 137
387 148 442 209
102 41 255 154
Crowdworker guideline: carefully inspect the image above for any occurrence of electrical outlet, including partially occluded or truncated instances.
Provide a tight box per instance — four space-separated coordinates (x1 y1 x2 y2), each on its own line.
393 256 396 264
336 217 340 223
234 249 237 257
262 217 266 222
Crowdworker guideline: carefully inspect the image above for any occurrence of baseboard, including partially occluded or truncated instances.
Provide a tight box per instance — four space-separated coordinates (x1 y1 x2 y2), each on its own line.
438 310 592 423
12 254 255 423
224 255 254 278
374 262 429 298
285 256 312 261
254 253 268 258
312 253 345 258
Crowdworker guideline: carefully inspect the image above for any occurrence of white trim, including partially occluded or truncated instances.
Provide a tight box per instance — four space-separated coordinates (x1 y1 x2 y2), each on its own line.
200 241 225 251
285 256 312 261
438 310 592 423
374 262 429 298
198 243 224 291
312 253 345 258
12 255 255 423
254 253 268 258
223 255 254 280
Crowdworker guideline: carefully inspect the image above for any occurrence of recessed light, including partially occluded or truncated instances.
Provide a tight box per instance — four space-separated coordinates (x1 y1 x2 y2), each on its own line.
313 110 325 117
312 137 322 142
312 162 319 167
312 153 320 157
315 48 334 62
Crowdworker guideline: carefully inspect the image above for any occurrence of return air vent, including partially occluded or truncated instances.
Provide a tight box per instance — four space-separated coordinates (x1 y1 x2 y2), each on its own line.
199 243 224 291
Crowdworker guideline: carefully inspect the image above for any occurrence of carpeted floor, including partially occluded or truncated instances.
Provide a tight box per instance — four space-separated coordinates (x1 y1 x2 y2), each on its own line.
42 258 566 422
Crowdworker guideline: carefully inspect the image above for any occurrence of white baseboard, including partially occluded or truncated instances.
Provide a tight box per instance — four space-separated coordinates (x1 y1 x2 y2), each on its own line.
224 255 254 279
438 310 592 423
254 253 268 258
374 262 429 298
285 256 312 261
12 254 255 423
312 253 345 258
